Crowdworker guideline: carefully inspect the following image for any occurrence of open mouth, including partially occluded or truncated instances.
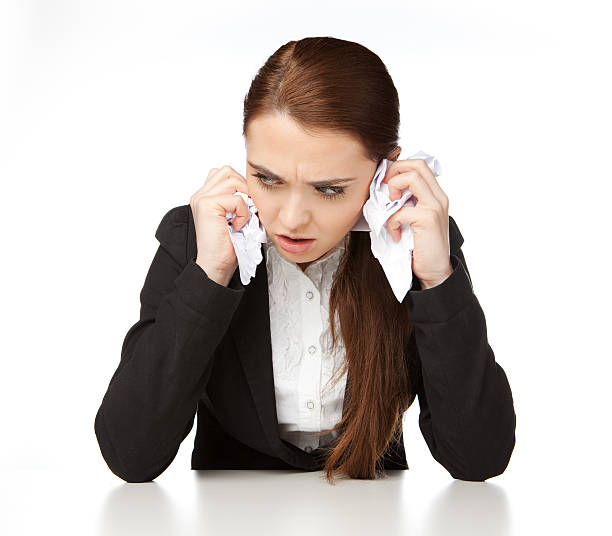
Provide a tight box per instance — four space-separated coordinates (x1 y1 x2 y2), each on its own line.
281 236 311 242
279 233 314 240
276 234 316 253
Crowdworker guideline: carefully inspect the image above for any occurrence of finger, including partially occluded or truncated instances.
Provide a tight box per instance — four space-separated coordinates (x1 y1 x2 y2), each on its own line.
385 168 439 208
384 159 447 207
208 176 249 197
385 205 429 242
216 193 251 230
203 165 246 191
203 167 219 186
209 165 247 186
192 177 248 207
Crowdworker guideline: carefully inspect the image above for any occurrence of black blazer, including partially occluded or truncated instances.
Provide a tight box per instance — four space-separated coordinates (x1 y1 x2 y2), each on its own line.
94 204 516 483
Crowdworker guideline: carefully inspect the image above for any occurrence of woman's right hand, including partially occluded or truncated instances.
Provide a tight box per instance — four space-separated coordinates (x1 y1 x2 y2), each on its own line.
190 165 251 286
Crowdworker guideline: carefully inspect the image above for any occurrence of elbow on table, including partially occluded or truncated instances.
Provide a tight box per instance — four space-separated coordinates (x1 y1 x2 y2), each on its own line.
94 408 173 483
110 465 162 484
105 457 166 484
451 432 516 482
123 471 165 484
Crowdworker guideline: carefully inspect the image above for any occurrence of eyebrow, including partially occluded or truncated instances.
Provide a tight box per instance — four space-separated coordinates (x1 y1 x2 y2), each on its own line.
247 160 358 186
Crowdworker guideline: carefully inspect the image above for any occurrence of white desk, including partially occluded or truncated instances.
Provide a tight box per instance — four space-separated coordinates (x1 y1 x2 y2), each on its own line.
0 465 560 535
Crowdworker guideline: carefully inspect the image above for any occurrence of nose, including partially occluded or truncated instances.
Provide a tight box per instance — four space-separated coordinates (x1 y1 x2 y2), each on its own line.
279 193 311 232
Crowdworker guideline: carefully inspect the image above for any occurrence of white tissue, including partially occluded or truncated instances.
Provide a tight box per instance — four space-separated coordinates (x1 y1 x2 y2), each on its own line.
224 150 441 299
225 192 267 285
351 150 442 302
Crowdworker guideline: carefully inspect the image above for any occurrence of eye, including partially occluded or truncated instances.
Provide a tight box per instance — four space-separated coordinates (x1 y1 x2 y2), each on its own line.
251 172 346 200
253 172 276 188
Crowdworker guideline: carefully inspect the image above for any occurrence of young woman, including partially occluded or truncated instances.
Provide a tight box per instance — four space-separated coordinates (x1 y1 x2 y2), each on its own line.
94 37 516 485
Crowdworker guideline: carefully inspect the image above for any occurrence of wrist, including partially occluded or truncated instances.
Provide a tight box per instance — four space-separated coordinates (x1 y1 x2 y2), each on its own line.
196 258 233 287
418 264 453 290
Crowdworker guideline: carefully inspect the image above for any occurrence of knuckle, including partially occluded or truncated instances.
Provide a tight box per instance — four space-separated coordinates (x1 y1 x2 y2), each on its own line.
229 178 245 194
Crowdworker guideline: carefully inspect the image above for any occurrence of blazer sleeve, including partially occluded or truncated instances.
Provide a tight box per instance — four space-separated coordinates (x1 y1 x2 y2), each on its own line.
406 215 516 481
94 205 246 482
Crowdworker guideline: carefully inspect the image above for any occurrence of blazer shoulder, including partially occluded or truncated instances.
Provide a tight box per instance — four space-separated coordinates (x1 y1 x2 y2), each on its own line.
154 204 192 266
448 214 465 254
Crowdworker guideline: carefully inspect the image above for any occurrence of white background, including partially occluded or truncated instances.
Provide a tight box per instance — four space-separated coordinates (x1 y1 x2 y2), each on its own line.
2 1 610 534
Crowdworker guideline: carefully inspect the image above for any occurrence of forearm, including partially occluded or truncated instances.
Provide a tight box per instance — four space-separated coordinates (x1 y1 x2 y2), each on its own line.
95 257 245 482
409 253 516 480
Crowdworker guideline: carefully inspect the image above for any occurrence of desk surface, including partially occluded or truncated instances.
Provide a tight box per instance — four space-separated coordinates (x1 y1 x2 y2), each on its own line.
2 464 598 536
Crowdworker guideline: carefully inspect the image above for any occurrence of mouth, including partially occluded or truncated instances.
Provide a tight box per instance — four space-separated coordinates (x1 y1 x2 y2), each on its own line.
279 234 313 240
275 234 316 253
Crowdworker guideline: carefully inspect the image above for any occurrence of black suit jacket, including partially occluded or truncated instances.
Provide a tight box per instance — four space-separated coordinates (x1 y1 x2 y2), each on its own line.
94 204 516 483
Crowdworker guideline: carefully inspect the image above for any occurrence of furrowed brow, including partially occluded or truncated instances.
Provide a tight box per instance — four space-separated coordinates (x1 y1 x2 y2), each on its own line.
248 161 358 186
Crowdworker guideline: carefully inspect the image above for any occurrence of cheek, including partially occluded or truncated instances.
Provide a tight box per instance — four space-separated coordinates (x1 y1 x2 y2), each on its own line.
247 189 273 223
316 199 360 231
246 180 264 207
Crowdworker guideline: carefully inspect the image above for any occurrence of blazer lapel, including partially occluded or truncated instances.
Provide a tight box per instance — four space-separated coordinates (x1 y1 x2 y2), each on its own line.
229 246 336 470
185 206 347 469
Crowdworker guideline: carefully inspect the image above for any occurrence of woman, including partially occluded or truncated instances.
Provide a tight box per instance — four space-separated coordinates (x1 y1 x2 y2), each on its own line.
94 37 516 484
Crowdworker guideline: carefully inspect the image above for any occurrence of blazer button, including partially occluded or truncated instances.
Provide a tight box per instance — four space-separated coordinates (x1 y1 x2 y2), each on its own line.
305 446 313 453
306 290 314 300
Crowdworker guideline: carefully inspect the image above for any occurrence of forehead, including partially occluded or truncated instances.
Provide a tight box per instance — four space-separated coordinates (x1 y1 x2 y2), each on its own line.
245 113 370 171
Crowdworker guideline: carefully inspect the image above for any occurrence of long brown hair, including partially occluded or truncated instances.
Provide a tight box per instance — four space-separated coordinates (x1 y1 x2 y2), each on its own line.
242 37 419 484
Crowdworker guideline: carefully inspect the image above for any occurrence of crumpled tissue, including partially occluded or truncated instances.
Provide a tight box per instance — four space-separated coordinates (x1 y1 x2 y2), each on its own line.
224 193 267 285
351 150 442 302
224 149 441 302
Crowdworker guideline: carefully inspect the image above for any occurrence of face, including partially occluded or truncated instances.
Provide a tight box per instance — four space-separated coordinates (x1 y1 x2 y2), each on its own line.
245 113 380 271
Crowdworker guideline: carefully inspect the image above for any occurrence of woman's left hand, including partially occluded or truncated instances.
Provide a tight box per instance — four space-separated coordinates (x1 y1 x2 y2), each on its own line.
382 158 453 290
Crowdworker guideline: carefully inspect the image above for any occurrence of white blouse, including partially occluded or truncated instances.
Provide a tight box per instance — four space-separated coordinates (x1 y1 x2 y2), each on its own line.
263 234 349 454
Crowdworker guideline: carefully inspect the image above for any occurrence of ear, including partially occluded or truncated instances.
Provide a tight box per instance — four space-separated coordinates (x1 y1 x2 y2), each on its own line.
387 146 402 161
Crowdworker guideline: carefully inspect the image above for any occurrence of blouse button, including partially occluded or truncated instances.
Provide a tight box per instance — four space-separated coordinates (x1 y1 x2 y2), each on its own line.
305 446 313 453
308 345 316 355
305 290 314 300
306 400 315 409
